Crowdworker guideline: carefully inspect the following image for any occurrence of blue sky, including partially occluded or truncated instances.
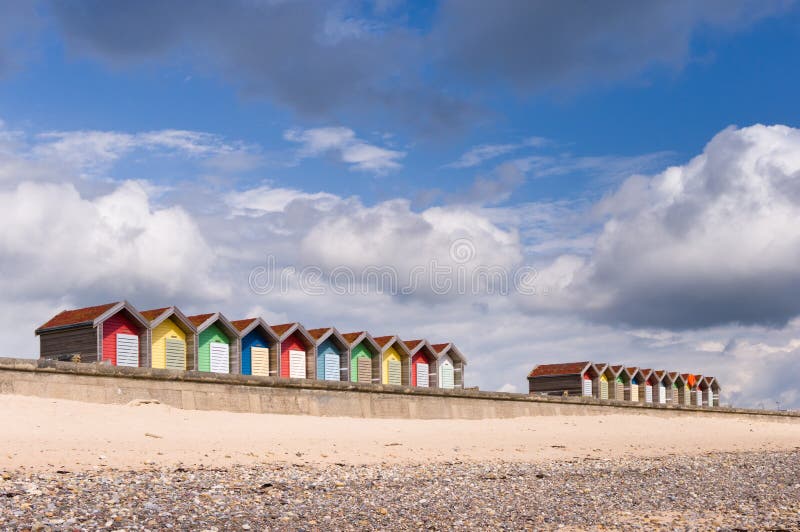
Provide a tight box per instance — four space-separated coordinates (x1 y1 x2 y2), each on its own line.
2 1 800 408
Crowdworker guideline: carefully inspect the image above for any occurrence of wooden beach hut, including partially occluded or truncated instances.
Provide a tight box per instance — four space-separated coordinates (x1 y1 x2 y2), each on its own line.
403 339 438 388
593 363 610 400
527 361 600 397
653 370 671 404
432 343 467 389
231 318 279 377
623 367 639 401
597 364 620 400
373 335 411 386
188 313 240 374
141 307 197 371
342 331 381 384
610 365 625 401
706 377 721 407
272 323 315 379
308 327 349 381
636 368 654 403
36 301 148 367
678 374 695 406
689 374 704 406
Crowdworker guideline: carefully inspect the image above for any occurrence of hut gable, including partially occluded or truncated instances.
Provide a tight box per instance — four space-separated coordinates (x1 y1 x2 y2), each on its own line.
141 306 197 371
342 331 380 384
308 327 348 381
232 317 279 377
186 313 241 374
272 323 316 380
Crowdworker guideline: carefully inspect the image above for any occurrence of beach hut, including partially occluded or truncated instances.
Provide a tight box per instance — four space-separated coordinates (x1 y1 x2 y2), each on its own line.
597 364 620 400
431 343 467 389
636 369 654 403
593 363 610 400
403 339 438 388
272 323 316 379
706 377 720 406
187 313 240 374
141 307 197 371
678 374 695 406
527 361 600 397
36 301 148 367
623 367 639 401
373 335 411 386
610 365 625 401
688 374 704 406
653 370 671 404
307 327 349 382
231 318 279 377
342 331 381 384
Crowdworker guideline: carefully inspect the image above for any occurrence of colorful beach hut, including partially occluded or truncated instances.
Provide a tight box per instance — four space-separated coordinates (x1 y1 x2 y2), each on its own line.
623 367 639 401
403 339 438 388
527 361 600 397
308 327 348 381
231 318 279 377
373 335 411 386
141 307 197 371
593 363 609 400
706 377 721 407
187 313 240 374
689 374 703 406
36 301 148 367
653 370 671 404
272 323 315 379
678 374 695 405
636 368 654 403
342 331 381 384
432 343 467 389
610 365 625 401
598 364 620 400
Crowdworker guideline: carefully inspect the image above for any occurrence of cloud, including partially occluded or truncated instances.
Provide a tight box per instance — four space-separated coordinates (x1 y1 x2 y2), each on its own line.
284 126 405 174
521 124 800 330
432 0 791 92
446 137 548 169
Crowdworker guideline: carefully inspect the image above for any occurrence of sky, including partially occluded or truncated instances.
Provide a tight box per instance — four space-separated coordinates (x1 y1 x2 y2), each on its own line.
1 0 800 408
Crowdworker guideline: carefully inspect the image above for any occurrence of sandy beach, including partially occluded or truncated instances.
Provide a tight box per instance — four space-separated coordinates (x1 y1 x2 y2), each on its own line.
2 395 800 530
1 394 799 471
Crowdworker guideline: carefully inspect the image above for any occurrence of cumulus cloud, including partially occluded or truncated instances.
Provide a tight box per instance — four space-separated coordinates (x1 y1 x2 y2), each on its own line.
284 127 405 174
521 124 800 330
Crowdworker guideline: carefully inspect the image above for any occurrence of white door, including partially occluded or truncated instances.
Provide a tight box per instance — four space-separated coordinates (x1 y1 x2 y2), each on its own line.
388 359 402 386
416 363 429 387
251 347 269 377
582 377 592 397
696 389 703 406
289 349 305 379
324 352 339 381
209 342 229 373
658 384 666 404
645 384 653 403
116 333 139 367
440 361 454 389
165 338 186 370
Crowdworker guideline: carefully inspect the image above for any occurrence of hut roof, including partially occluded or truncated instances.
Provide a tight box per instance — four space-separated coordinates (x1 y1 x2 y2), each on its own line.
187 313 215 327
373 335 395 347
528 361 592 378
230 318 257 331
404 339 423 350
271 323 297 336
611 364 624 373
341 331 365 345
307 327 333 340
37 302 120 331
140 307 170 322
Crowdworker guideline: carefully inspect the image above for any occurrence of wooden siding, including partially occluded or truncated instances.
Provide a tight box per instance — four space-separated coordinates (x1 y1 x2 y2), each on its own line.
411 351 435 387
528 374 583 396
350 342 373 383
198 323 230 373
39 326 98 362
316 338 342 381
382 346 402 385
280 332 313 379
101 311 143 367
150 317 186 370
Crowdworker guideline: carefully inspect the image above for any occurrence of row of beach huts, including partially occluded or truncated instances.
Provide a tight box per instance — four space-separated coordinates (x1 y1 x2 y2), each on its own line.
34 301 466 389
528 362 721 407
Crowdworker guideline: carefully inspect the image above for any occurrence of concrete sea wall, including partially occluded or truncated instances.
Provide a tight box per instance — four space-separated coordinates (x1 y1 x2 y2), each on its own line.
0 357 797 420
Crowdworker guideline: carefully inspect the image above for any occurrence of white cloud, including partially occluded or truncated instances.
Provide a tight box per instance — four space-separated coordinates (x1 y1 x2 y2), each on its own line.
284 126 405 174
446 136 548 168
226 184 342 216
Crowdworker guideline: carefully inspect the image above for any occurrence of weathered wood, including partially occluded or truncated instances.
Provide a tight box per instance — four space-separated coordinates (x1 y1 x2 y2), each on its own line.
39 326 98 362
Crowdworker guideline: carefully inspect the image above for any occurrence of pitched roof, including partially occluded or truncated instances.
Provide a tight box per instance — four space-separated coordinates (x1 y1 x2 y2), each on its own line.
187 313 215 327
230 318 257 332
140 307 170 322
431 343 450 353
307 327 332 340
669 371 680 381
611 365 624 373
271 323 297 336
528 361 591 378
625 367 639 377
404 339 423 350
341 331 365 344
37 302 119 331
373 335 395 347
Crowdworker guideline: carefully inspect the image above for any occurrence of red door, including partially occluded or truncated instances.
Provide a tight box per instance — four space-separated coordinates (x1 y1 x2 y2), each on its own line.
102 311 140 366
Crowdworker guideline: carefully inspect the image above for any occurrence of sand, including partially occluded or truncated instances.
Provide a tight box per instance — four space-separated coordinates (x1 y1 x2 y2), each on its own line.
2 394 799 471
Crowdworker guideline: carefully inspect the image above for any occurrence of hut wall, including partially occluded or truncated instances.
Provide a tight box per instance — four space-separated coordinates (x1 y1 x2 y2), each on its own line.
528 374 582 396
102 312 143 367
151 318 186 370
198 323 230 373
350 342 372 383
39 326 98 362
241 329 271 377
316 338 341 381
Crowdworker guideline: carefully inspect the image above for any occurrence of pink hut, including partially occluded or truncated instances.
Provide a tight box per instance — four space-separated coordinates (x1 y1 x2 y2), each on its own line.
36 301 148 367
403 339 438 388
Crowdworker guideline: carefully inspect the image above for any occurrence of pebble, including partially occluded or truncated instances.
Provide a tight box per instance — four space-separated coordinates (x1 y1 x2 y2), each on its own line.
0 451 798 530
